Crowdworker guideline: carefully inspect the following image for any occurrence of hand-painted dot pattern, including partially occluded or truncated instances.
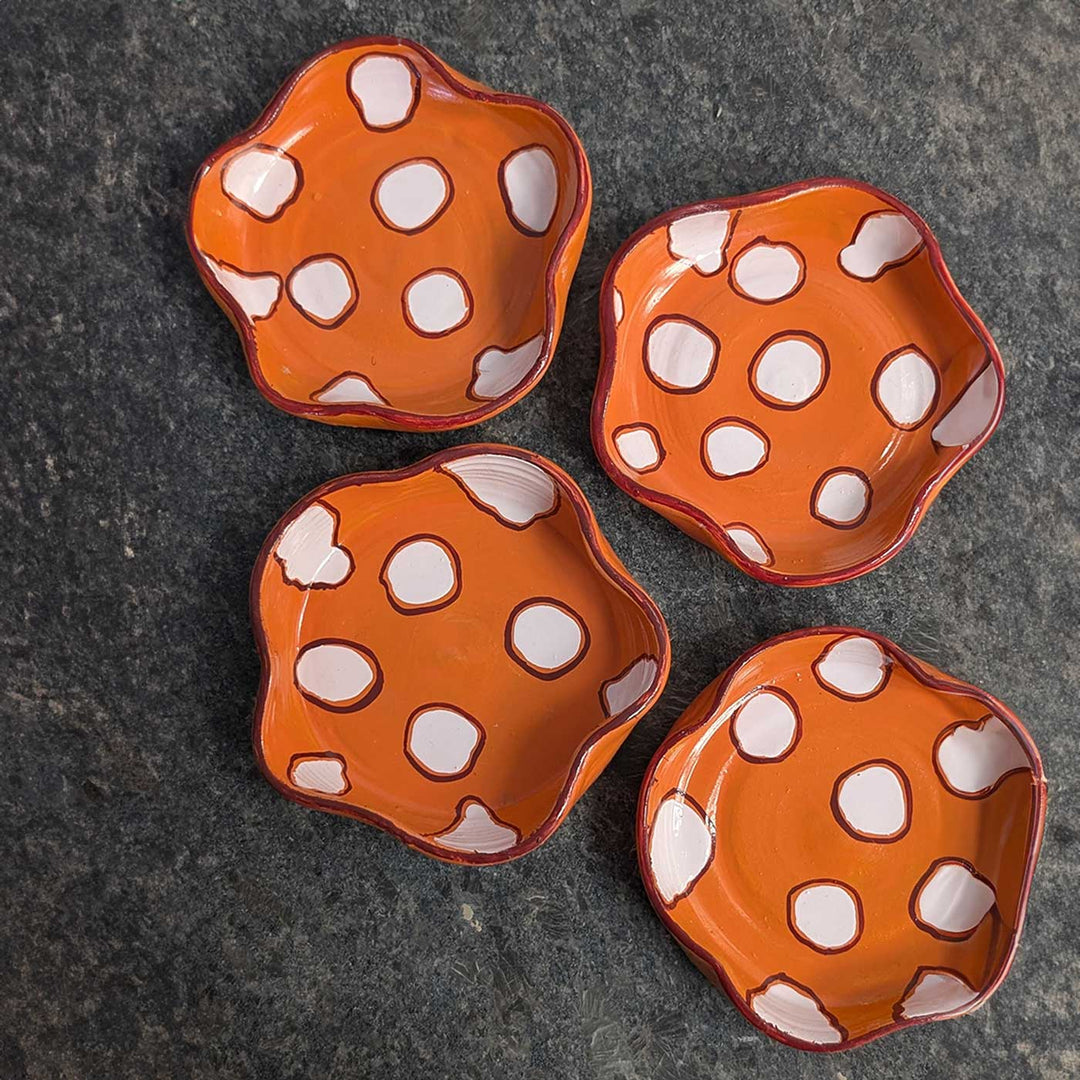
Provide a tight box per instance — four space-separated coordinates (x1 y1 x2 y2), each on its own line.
347 53 420 130
787 880 863 953
639 629 1043 1050
730 239 806 302
596 182 1005 584
220 144 301 220
190 40 590 429
702 418 770 479
405 705 484 779
403 269 472 336
379 535 461 613
287 255 358 328
499 145 559 235
254 448 669 866
506 599 590 678
613 424 664 473
373 158 453 233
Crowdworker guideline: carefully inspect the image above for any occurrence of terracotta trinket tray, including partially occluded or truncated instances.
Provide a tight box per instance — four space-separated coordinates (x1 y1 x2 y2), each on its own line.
252 444 669 863
593 179 1005 585
638 627 1045 1050
189 37 591 430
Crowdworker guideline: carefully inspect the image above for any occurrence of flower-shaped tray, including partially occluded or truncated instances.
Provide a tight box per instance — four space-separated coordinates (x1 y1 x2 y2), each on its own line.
638 628 1045 1050
593 179 1004 585
188 37 591 430
252 445 669 863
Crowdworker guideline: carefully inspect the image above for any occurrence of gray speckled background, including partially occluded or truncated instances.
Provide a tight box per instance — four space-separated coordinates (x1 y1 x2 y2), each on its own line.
3 1 1078 1076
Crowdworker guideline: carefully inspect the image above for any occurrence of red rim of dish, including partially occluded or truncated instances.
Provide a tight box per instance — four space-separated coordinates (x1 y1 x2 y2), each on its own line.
635 625 1047 1052
251 442 671 865
591 177 1007 587
187 36 592 431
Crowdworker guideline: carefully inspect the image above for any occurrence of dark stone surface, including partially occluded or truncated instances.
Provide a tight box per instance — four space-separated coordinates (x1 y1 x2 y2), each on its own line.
3 0 1078 1076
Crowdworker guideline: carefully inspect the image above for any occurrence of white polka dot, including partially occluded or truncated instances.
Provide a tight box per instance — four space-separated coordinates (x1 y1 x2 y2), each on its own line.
205 257 281 321
287 257 357 325
725 525 772 567
348 53 419 129
731 689 799 760
374 159 450 232
649 793 713 904
814 635 889 698
403 270 471 335
614 426 662 471
897 970 980 1020
381 537 459 611
790 882 861 951
751 334 827 407
731 240 804 301
470 334 544 400
406 707 482 777
612 287 625 325
508 600 586 675
935 715 1032 797
645 317 717 390
749 979 845 1046
812 470 870 527
834 762 909 840
913 861 996 936
435 799 520 854
221 145 299 219
289 755 349 795
295 641 380 709
441 453 557 527
312 373 388 406
602 656 660 717
667 209 734 274
500 145 559 234
703 420 769 478
275 503 352 588
874 348 939 428
932 364 1001 448
840 211 922 279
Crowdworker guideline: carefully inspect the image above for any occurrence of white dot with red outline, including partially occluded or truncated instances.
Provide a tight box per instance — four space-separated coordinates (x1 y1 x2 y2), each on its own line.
221 146 299 219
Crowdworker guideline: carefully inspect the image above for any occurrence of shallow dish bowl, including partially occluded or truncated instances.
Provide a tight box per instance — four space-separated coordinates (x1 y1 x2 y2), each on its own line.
189 37 591 430
593 179 1004 585
638 627 1045 1050
252 444 669 863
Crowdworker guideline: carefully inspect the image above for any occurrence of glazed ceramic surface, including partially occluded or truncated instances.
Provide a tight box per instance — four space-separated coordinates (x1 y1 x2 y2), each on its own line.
593 179 1004 586
188 37 591 430
638 628 1045 1051
252 444 669 863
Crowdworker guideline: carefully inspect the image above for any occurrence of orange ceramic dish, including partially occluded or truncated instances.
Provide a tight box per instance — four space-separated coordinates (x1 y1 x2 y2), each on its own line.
592 179 1005 586
638 628 1045 1051
252 445 669 863
188 37 591 430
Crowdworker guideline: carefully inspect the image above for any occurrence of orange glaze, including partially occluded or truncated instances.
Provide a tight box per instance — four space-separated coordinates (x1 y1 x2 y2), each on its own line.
638 628 1045 1050
189 38 591 430
593 179 1004 585
253 445 669 863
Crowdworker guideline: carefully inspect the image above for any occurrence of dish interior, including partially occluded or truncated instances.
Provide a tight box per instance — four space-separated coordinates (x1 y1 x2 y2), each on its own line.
642 631 1040 1045
601 184 998 579
255 455 662 853
191 42 583 419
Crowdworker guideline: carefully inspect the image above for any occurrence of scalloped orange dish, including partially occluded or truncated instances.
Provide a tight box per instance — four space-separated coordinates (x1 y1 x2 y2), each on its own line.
252 445 669 863
638 628 1045 1051
593 179 1005 586
188 37 591 430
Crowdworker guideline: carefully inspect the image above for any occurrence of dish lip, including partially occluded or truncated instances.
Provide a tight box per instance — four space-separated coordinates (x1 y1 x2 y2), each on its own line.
186 35 592 431
635 625 1047 1052
250 442 671 865
591 176 1007 587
